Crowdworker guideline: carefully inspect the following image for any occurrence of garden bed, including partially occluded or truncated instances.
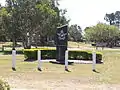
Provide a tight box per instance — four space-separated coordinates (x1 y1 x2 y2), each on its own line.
23 48 102 63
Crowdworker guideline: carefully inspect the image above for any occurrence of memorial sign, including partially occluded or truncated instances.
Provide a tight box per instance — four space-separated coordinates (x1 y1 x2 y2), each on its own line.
55 25 68 63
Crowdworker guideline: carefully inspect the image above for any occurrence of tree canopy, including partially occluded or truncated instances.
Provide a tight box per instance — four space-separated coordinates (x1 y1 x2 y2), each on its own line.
104 11 120 27
0 0 69 49
68 24 83 42
84 23 120 47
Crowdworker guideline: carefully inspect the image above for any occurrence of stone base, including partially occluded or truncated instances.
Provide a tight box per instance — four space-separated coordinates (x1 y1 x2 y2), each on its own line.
49 61 74 65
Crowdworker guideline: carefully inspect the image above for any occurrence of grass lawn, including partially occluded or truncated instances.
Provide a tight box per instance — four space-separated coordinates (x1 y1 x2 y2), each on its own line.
0 41 92 51
0 42 120 89
68 41 92 48
0 49 120 89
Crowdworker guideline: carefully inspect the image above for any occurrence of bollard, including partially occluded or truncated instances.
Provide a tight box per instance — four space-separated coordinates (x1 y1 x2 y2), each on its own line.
92 51 96 71
38 50 42 71
65 50 69 71
12 50 16 71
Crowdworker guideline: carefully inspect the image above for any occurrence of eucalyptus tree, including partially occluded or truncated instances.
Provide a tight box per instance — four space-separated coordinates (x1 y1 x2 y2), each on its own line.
85 23 120 47
68 24 83 42
1 0 68 48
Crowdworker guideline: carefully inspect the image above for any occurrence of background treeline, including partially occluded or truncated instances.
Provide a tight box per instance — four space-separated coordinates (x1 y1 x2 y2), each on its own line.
1 0 120 48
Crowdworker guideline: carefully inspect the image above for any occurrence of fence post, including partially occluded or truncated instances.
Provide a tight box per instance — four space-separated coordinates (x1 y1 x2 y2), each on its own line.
92 51 96 71
38 50 42 71
12 50 16 71
65 50 68 71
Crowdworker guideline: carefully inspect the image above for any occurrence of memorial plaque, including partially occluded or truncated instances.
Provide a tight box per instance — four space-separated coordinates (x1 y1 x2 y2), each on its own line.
55 25 68 63
56 25 68 46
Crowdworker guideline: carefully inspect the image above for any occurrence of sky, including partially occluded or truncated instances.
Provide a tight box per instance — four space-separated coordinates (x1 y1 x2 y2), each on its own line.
1 0 120 29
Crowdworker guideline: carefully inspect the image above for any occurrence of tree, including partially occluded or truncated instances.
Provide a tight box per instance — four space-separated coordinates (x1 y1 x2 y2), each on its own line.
0 0 68 49
104 11 120 28
0 6 11 42
104 13 115 25
114 11 120 28
68 24 83 42
84 23 120 47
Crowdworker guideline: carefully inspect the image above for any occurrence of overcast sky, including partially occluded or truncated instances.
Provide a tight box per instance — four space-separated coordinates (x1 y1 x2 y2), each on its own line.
1 0 120 29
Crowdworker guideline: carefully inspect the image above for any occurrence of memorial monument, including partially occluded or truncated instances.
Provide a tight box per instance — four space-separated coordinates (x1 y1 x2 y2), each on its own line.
55 24 68 64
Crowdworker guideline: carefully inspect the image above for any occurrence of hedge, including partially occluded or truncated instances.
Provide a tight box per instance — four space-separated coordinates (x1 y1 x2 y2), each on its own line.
23 47 56 60
0 80 10 90
23 48 102 63
3 50 23 55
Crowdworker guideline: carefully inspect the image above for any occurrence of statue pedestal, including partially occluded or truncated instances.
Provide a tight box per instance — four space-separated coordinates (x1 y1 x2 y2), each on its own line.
56 46 67 63
55 25 68 64
49 61 74 65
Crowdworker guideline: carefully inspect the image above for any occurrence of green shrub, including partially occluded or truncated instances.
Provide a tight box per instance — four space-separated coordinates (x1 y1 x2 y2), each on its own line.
0 80 10 90
42 50 56 59
3 50 23 55
69 51 88 60
24 49 38 60
68 50 102 62
23 48 102 63
23 48 56 60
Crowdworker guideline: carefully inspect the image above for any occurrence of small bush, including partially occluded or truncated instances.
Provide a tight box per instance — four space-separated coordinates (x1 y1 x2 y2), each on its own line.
3 50 23 55
24 49 38 60
23 48 56 60
42 50 56 59
69 51 88 60
0 80 10 90
23 48 102 63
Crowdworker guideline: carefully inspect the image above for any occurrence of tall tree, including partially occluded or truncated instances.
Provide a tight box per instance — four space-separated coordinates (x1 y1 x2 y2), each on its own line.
114 11 120 28
85 23 120 47
104 11 120 28
0 0 68 48
104 13 115 25
0 6 7 41
68 24 83 42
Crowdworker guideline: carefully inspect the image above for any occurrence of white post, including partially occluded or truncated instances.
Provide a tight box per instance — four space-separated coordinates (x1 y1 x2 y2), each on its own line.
12 50 16 70
27 32 30 48
92 51 96 71
38 50 42 71
65 50 68 71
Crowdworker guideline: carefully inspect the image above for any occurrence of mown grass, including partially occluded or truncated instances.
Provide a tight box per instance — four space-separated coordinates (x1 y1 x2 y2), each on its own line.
95 50 120 84
68 41 92 48
0 42 120 88
0 41 92 51
0 49 120 84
